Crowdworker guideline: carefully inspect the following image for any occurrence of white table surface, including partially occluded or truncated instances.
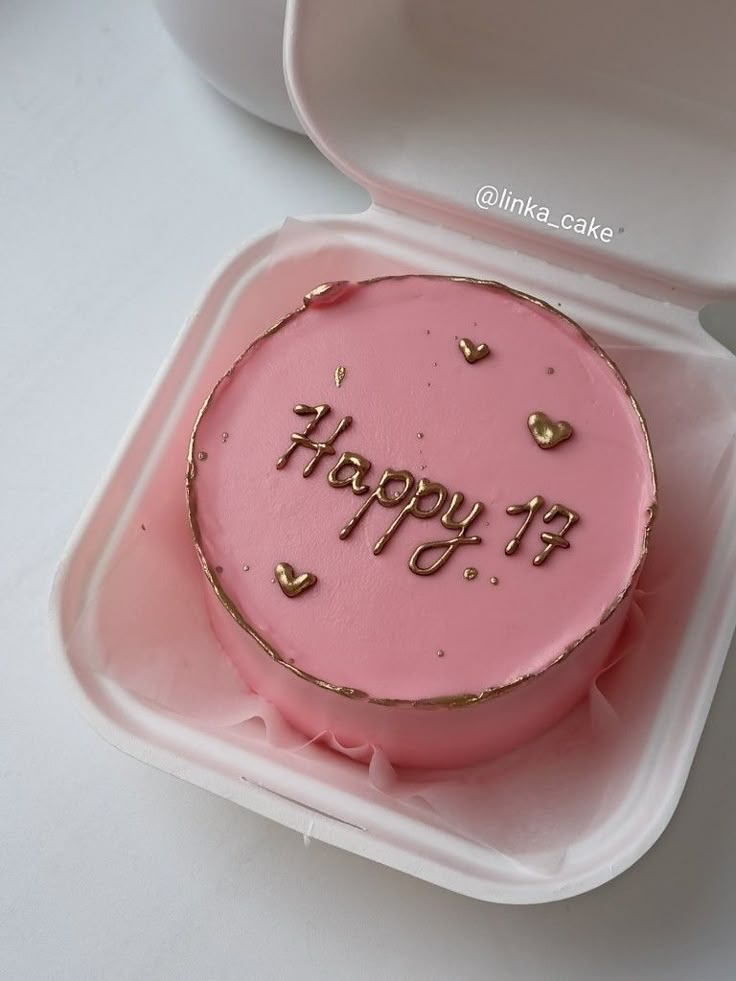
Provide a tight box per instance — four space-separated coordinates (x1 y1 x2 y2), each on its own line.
2 3 736 979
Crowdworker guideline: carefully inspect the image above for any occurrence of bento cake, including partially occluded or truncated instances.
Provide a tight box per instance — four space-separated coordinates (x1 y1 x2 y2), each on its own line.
187 275 656 768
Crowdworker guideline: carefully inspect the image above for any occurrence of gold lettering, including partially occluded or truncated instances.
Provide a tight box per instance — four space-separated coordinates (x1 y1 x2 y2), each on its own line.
533 504 579 565
505 495 545 556
339 469 414 540
442 492 484 533
276 404 330 469
327 452 372 495
276 403 352 477
408 492 484 575
374 479 448 555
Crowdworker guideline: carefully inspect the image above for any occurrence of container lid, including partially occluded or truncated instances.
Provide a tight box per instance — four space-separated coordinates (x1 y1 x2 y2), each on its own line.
285 0 736 301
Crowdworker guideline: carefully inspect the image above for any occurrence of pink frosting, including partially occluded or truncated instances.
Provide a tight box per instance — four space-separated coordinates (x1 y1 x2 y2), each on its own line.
189 277 655 767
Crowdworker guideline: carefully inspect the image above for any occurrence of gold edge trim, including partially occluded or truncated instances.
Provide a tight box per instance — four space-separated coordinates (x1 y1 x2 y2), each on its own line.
186 275 658 710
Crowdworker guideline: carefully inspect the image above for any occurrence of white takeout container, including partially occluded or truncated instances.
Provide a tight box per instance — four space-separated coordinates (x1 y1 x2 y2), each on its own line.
51 0 736 902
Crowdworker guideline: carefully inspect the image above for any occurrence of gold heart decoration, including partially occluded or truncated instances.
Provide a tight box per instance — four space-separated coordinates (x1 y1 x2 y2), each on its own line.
275 561 318 598
527 411 574 450
458 338 490 364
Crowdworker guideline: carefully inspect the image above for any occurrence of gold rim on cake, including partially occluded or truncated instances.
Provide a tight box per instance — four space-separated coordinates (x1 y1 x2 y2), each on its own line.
186 275 657 709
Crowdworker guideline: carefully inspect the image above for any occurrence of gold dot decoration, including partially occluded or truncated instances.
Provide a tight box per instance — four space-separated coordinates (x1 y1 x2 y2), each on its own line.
196 450 208 461
490 576 499 585
334 365 346 388
463 567 478 580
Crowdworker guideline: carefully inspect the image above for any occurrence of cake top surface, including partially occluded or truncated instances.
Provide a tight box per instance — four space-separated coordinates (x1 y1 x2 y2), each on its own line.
188 276 656 704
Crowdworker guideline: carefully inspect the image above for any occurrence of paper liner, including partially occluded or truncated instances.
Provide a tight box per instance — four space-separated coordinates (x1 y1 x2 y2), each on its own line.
71 218 736 874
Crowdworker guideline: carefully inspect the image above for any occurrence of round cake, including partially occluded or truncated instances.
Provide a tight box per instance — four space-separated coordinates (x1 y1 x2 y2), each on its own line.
187 276 656 768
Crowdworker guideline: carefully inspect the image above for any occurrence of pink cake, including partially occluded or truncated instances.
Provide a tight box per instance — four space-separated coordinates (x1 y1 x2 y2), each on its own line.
187 276 656 769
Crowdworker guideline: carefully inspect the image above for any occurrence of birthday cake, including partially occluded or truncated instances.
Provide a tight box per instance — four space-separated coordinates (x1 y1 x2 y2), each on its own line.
187 275 656 768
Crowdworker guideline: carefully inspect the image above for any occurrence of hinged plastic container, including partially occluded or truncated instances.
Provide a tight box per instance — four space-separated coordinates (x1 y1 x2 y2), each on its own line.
51 0 736 902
